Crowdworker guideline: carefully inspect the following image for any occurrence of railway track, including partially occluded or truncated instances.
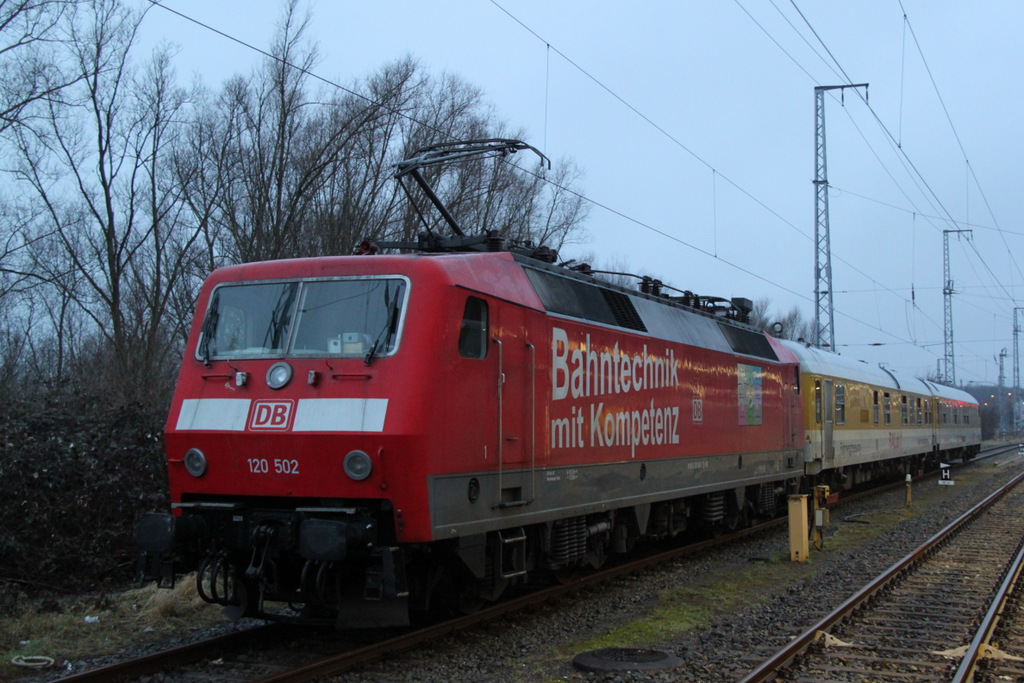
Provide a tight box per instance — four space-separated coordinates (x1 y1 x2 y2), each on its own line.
46 448 1015 683
739 466 1024 683
50 510 790 682
960 523 1024 683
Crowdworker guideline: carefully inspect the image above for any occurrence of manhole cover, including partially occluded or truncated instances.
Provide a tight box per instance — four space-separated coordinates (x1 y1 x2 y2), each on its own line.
572 647 684 672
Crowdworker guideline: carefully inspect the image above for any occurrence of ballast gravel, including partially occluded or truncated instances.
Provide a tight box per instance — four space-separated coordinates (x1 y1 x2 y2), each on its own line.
337 452 1024 682
14 453 1023 683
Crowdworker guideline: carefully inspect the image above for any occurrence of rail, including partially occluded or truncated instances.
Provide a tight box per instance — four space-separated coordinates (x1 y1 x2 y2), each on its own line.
738 467 1024 683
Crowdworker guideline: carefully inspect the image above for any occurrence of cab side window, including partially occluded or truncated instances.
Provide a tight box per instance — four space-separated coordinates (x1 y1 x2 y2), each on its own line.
458 296 489 359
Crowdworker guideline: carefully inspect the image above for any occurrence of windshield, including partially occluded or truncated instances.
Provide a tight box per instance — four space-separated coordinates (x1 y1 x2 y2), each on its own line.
197 277 408 361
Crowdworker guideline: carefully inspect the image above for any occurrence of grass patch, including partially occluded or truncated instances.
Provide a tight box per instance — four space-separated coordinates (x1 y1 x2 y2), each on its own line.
825 464 990 552
0 575 228 681
563 556 815 658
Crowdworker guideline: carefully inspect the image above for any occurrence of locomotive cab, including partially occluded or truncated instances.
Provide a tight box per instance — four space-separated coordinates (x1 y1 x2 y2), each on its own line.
136 262 426 626
135 252 556 627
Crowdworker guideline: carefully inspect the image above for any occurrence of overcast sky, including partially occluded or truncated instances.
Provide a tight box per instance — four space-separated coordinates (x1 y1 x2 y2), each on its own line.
140 1 1024 388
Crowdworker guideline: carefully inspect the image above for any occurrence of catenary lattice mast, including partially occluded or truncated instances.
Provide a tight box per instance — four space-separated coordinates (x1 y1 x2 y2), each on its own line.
813 84 867 350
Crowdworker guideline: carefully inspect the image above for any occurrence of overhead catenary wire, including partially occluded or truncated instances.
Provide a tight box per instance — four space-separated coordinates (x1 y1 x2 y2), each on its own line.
751 0 1022 345
489 2 934 330
149 0 875 330
777 1 1019 380
147 0 1015 381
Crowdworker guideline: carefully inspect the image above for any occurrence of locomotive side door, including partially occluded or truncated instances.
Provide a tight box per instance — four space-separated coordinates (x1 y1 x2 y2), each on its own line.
491 304 536 507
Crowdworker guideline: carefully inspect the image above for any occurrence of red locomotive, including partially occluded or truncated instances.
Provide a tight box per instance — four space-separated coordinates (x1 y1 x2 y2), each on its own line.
135 140 980 627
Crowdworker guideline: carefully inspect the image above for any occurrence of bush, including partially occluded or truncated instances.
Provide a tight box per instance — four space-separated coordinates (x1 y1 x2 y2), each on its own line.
0 396 168 591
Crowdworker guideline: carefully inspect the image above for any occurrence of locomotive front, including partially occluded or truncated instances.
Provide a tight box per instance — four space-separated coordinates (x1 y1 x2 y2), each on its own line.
135 257 427 626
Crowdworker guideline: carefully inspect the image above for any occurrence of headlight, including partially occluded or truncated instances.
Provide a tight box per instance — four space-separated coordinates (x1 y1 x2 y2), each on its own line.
343 450 372 481
266 361 293 389
184 448 207 478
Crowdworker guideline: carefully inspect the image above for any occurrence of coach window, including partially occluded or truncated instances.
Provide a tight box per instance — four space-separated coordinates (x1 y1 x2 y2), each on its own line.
873 390 880 425
835 384 846 425
925 399 932 425
458 296 489 359
883 392 892 425
901 396 908 425
814 380 822 424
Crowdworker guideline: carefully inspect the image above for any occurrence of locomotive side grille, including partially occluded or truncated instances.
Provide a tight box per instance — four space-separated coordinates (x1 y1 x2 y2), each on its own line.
549 516 588 563
756 483 778 516
702 491 726 523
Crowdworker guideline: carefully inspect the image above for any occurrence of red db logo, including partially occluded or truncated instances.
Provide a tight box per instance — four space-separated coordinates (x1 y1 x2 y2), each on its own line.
248 400 294 431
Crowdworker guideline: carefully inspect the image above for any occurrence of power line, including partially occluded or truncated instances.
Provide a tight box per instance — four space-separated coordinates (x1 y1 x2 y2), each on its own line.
149 0 1017 378
782 1 1019 380
830 185 1024 237
149 0 912 347
488 1 934 341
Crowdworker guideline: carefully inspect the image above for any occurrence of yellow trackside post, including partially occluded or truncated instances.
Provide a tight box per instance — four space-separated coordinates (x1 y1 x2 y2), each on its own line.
788 494 809 562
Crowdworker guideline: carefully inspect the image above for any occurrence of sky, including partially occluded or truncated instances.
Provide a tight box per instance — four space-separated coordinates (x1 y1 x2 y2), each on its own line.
138 1 1024 388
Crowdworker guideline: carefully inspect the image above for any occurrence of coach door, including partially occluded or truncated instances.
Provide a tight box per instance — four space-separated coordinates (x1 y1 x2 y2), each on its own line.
822 379 835 462
815 378 835 464
491 305 536 508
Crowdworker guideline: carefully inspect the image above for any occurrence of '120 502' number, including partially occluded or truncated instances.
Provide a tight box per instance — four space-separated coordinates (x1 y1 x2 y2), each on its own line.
248 458 299 475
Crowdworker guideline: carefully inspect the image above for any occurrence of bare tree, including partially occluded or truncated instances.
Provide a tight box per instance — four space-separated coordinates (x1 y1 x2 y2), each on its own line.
0 0 82 367
202 0 393 263
305 57 424 253
3 0 592 405
0 0 80 134
12 0 201 404
518 157 588 253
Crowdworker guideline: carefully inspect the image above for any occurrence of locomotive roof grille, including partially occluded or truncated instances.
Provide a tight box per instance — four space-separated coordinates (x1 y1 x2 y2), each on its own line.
601 288 646 331
717 322 779 361
524 267 647 332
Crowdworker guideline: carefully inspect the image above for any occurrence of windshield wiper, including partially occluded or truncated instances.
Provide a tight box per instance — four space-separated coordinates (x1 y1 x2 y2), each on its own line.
262 285 297 351
198 293 220 366
364 285 402 365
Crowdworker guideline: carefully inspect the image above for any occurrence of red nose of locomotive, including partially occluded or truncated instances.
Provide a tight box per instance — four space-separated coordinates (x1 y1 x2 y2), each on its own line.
135 267 419 623
166 363 389 496
164 274 408 503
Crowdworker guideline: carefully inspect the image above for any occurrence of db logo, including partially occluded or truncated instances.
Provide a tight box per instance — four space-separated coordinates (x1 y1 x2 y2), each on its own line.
248 400 295 431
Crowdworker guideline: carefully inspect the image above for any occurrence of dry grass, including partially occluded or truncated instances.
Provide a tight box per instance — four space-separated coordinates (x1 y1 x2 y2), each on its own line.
0 574 229 682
